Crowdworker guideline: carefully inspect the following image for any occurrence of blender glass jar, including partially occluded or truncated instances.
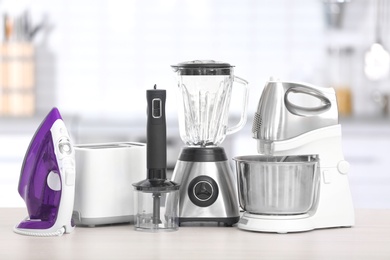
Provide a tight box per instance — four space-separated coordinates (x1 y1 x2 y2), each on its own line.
172 60 249 147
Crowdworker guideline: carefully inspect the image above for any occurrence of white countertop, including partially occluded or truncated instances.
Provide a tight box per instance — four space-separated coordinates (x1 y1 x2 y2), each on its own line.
1 208 390 260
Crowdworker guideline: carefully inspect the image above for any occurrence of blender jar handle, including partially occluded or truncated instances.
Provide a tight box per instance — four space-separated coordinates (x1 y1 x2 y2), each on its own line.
226 76 249 135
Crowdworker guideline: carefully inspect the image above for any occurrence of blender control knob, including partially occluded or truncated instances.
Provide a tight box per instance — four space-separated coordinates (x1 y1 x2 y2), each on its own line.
188 176 219 207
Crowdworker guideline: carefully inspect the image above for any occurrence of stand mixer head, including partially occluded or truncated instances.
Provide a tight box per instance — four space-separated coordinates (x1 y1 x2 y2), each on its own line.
252 79 339 155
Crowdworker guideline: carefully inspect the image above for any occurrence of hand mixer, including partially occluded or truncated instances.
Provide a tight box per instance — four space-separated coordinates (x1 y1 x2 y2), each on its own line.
234 79 354 233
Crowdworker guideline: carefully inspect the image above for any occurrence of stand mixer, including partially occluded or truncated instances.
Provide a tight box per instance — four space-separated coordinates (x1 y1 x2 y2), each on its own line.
234 79 354 233
171 60 249 226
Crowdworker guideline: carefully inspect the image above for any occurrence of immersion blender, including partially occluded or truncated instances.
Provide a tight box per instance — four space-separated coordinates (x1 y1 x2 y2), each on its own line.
133 85 180 232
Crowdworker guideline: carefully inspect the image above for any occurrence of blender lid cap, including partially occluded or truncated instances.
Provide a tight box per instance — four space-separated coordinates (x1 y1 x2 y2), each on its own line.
171 60 234 75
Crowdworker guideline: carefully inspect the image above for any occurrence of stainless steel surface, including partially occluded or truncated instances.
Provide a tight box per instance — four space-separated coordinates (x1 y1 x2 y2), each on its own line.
172 159 239 219
233 155 319 215
252 80 338 143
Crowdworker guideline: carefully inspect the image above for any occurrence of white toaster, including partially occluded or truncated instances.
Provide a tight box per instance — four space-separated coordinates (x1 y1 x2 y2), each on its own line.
72 142 146 226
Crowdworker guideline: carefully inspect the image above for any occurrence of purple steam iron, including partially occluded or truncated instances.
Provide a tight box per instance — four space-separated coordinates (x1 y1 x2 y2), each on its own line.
14 108 76 236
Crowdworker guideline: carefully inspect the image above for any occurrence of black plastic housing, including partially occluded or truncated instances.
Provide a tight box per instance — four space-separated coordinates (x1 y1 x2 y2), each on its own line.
146 87 167 180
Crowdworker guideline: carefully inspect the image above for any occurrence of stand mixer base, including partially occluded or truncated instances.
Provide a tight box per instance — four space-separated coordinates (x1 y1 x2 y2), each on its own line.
238 212 318 233
238 212 353 233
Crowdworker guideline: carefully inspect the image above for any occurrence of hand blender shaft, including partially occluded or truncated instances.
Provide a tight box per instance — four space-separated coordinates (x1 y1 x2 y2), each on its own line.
147 84 167 225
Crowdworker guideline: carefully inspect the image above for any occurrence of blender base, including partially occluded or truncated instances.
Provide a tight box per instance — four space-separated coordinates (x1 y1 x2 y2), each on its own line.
179 217 240 227
172 147 240 225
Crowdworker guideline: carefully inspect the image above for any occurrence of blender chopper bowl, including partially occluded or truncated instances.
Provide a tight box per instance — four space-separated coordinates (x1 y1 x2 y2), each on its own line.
172 60 249 147
233 155 319 215
133 180 179 232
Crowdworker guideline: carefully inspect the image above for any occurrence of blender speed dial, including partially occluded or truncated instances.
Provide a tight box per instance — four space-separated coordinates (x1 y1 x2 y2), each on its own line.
188 176 219 207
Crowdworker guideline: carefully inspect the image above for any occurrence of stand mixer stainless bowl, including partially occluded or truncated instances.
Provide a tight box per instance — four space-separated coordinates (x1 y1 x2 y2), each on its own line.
233 79 354 233
234 155 319 215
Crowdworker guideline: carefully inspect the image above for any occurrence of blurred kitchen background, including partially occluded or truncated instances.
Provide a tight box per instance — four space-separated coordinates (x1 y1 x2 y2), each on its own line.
0 0 389 208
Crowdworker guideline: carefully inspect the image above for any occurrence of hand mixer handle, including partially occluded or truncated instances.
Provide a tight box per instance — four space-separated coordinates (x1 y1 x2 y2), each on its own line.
146 85 167 180
285 85 332 117
226 76 249 135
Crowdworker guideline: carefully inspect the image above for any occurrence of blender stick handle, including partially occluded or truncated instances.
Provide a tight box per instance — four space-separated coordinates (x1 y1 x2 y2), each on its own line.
226 76 249 135
146 87 167 180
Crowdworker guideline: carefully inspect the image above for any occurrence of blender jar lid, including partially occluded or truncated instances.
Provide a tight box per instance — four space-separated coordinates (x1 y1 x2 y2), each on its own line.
171 60 234 75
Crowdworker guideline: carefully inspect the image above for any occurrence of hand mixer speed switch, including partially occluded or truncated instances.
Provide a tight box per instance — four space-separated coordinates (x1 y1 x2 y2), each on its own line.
152 98 162 118
322 170 332 184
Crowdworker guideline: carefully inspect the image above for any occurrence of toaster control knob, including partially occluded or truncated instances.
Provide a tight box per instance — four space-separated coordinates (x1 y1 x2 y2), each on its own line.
188 176 219 207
